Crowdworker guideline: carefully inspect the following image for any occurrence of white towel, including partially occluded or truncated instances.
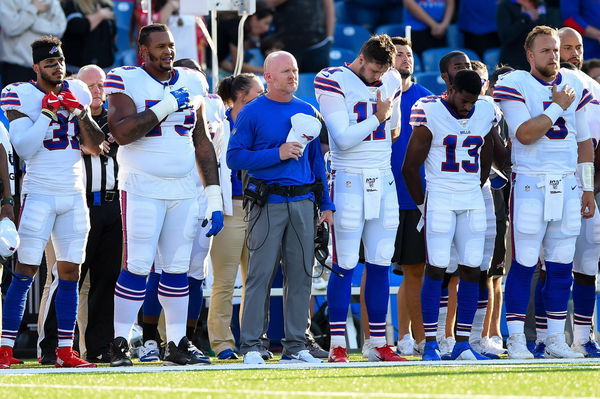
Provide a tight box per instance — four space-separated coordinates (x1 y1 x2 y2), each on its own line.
537 175 564 222
363 169 381 220
379 68 402 100
286 113 322 155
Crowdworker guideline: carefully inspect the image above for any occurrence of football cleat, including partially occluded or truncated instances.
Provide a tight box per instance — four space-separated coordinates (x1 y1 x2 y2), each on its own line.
397 334 416 356
572 339 600 358
544 334 584 359
532 341 546 359
184 338 211 365
438 336 455 357
450 341 490 360
55 347 97 368
307 340 329 359
217 349 239 360
368 344 407 362
482 336 506 355
138 340 161 362
280 350 323 363
243 351 265 365
109 336 133 367
422 340 441 361
0 346 13 368
328 346 349 363
362 339 375 359
506 333 534 359
163 339 191 366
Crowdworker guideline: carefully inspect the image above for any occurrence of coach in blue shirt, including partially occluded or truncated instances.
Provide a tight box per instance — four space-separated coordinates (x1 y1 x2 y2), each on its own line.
227 51 334 365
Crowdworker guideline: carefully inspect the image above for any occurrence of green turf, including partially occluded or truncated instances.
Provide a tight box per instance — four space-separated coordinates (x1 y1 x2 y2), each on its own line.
1 361 599 399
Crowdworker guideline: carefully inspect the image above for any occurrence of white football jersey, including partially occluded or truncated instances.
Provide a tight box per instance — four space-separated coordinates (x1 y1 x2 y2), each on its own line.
204 93 227 162
493 69 592 174
574 69 600 148
410 95 499 193
0 79 91 195
314 65 402 170
104 66 208 199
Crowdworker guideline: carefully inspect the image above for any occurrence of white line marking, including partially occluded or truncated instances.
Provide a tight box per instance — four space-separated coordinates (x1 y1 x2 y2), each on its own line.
0 383 597 399
1 358 598 375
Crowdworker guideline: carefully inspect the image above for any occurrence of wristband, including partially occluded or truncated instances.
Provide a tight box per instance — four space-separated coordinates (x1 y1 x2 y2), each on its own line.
41 109 56 121
543 102 563 125
1 197 14 207
577 162 594 192
204 185 224 217
149 93 178 121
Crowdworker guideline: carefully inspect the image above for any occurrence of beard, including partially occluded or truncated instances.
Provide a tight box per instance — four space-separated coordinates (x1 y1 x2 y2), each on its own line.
535 61 558 78
398 67 411 79
148 52 172 72
40 68 63 86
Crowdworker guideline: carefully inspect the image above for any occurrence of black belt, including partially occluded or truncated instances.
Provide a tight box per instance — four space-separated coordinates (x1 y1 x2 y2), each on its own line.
86 190 118 206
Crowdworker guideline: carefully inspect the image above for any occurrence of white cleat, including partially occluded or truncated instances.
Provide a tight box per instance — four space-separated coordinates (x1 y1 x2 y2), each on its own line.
544 334 584 359
438 336 455 357
362 339 375 359
469 338 485 354
138 340 160 362
506 333 534 359
280 350 323 363
482 336 506 355
243 351 265 365
396 334 416 356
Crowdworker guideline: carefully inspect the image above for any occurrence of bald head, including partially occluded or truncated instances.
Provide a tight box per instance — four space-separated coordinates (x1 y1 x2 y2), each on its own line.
77 64 106 112
559 27 584 68
263 51 298 100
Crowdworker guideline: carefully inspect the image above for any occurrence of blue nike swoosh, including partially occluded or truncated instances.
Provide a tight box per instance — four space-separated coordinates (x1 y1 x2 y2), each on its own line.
389 181 394 185
571 185 577 190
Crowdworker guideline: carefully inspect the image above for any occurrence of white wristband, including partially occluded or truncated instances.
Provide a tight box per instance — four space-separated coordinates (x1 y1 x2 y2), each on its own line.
577 162 594 192
204 185 224 218
543 102 564 125
149 92 178 121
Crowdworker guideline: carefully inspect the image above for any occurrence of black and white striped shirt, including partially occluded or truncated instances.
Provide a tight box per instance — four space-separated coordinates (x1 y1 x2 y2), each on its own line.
82 108 118 194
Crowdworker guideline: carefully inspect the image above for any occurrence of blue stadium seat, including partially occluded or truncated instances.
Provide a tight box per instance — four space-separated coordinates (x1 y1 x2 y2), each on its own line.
334 1 352 25
446 24 464 48
483 47 501 71
421 47 480 73
334 24 372 53
329 47 357 65
413 72 447 95
296 72 317 99
374 24 408 38
413 53 422 73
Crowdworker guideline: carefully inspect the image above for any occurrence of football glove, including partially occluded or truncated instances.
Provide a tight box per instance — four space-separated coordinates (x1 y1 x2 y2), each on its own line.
41 91 60 120
58 89 86 117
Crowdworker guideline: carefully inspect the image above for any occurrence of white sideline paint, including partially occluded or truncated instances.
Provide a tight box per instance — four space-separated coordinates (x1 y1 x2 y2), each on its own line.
0 383 598 399
0 358 598 376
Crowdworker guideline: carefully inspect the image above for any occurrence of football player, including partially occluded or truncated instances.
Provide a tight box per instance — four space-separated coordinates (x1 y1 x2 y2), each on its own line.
403 69 497 361
0 36 104 368
104 24 223 366
494 25 594 359
315 34 405 363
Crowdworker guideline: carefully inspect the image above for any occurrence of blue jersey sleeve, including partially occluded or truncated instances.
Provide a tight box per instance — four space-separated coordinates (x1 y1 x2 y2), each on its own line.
226 107 281 171
307 136 335 211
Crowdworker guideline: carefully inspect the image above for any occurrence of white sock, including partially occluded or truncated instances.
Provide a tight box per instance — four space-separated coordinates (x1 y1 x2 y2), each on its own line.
113 295 144 339
573 324 591 344
546 318 566 337
159 293 189 345
330 335 346 348
507 321 524 337
470 308 486 342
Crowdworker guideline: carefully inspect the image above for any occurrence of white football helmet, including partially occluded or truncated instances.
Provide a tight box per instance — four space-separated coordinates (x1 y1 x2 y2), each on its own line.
0 218 19 260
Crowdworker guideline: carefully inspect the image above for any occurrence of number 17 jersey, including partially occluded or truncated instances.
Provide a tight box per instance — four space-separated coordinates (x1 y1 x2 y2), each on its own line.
410 96 499 193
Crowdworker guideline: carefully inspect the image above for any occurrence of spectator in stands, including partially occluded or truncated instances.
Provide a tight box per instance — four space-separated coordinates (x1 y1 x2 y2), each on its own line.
562 0 600 59
402 0 455 56
265 0 335 73
340 0 403 32
582 58 600 81
496 0 555 70
61 0 116 72
209 73 264 360
458 0 500 59
216 2 275 74
0 0 66 86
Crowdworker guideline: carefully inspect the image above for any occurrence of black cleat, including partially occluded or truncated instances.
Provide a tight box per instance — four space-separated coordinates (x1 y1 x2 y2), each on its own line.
110 337 133 367
163 338 191 366
184 338 211 365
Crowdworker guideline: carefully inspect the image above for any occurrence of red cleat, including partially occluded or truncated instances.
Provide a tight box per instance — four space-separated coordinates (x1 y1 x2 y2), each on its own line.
328 346 349 363
55 347 97 368
369 344 408 362
0 346 22 367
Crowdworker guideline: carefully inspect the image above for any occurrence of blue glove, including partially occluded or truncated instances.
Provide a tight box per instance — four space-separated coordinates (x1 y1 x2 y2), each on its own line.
170 87 191 110
203 210 224 237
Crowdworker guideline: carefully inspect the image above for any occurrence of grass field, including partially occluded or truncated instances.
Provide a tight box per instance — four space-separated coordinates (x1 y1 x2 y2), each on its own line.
1 357 599 399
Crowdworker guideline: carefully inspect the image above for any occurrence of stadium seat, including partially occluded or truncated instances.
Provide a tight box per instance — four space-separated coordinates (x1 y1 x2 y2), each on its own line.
334 24 372 54
413 53 422 73
421 47 480 72
413 72 447 95
374 24 408 38
483 47 501 71
113 0 135 66
334 1 352 25
446 24 464 48
329 47 357 65
296 72 317 99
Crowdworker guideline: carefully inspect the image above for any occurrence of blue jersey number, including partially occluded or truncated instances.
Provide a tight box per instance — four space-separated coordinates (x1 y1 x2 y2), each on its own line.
441 134 484 173
353 102 386 141
543 101 568 139
43 115 80 150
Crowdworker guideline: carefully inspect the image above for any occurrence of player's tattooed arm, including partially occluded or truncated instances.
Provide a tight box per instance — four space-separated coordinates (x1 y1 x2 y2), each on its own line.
193 101 219 186
402 124 432 206
5 110 27 122
107 93 161 145
77 111 104 155
480 131 494 187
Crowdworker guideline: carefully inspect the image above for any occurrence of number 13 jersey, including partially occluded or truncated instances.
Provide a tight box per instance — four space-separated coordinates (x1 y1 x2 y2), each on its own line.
410 95 499 193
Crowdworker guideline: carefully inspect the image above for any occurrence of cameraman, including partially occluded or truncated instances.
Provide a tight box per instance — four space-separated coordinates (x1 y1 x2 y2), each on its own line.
227 51 333 364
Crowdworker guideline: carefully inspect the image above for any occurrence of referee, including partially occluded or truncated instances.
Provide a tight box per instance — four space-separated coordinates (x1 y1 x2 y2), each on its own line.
76 64 122 362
